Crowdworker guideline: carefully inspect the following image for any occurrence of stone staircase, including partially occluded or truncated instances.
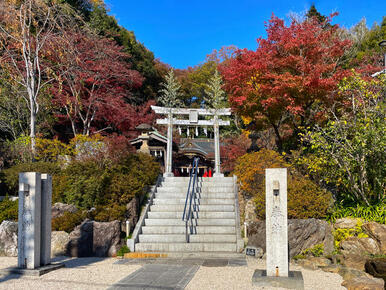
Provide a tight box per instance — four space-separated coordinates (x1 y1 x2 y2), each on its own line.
133 176 243 254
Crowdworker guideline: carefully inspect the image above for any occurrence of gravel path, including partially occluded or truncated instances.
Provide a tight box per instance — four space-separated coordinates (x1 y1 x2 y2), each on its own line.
0 257 141 290
185 257 345 290
0 256 345 290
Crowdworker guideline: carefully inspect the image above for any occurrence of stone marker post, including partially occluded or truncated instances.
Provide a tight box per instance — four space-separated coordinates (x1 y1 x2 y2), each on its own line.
40 174 52 266
252 168 304 289
165 111 174 177
265 168 288 277
18 172 42 269
17 172 52 269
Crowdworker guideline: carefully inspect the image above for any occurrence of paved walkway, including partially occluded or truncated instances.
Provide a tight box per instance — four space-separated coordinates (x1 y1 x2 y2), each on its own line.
109 258 247 289
108 264 199 290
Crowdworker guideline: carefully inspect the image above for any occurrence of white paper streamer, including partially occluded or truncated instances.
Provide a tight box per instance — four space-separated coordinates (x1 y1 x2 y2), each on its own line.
178 126 181 135
195 127 198 136
204 127 207 136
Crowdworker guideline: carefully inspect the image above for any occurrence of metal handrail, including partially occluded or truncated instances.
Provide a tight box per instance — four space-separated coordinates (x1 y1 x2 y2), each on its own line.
182 157 199 242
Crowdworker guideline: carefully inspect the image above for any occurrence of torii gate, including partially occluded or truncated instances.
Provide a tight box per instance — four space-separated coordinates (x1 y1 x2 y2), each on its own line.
151 106 231 177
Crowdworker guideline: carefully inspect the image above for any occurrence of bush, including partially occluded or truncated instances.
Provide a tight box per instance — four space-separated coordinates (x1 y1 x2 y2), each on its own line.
53 159 110 208
116 245 130 256
234 149 332 219
1 162 61 195
108 153 160 205
51 210 87 233
327 204 386 224
53 153 160 210
0 197 18 224
91 204 126 222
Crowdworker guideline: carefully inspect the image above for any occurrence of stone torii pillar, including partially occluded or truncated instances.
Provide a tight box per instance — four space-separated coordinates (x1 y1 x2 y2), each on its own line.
165 111 174 176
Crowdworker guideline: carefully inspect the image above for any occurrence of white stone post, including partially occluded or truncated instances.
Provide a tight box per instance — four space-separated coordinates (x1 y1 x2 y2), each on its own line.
265 168 288 277
40 174 52 266
18 172 42 269
164 112 174 177
213 114 223 177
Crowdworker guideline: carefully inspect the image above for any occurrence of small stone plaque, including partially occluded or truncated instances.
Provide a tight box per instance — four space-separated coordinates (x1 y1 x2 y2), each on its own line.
246 246 256 257
189 110 198 123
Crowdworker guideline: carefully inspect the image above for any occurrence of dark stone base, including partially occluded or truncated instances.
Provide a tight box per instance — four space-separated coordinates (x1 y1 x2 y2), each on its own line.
0 263 64 276
252 269 304 290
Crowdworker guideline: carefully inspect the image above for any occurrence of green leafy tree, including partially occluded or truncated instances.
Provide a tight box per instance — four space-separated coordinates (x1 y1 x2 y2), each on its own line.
306 4 327 23
301 73 385 206
158 70 183 108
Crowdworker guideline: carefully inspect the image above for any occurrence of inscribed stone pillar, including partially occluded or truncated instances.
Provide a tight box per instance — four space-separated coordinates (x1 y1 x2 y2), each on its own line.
164 111 174 176
265 168 288 277
40 174 52 266
18 172 42 269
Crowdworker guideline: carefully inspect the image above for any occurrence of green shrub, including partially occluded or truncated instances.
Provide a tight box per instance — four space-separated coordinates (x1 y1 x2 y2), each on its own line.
2 162 61 195
293 244 324 260
234 150 332 219
116 245 130 256
53 160 111 208
0 197 18 224
333 219 368 249
327 205 386 224
90 204 126 222
108 153 160 204
51 210 87 233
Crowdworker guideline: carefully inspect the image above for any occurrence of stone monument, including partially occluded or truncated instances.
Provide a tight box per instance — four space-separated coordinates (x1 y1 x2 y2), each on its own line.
0 172 63 276
252 168 304 289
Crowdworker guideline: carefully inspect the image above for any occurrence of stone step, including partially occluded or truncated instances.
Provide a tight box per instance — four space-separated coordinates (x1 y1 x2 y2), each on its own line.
141 226 236 234
147 211 235 219
157 187 233 194
155 192 235 199
160 182 234 188
150 204 234 212
134 252 245 259
135 242 237 252
164 177 234 183
138 234 237 243
152 198 234 205
144 218 235 226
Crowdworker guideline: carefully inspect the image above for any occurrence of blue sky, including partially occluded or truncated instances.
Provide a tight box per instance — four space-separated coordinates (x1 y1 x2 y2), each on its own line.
105 0 385 69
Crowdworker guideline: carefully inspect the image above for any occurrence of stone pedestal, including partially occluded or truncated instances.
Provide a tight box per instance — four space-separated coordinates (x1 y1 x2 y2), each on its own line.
252 270 304 289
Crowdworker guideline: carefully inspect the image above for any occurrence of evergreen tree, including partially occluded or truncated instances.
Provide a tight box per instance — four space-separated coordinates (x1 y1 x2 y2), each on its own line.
306 4 326 23
158 70 183 108
204 70 227 110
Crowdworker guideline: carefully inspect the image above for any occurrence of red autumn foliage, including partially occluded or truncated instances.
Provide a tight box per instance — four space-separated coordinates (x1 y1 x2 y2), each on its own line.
220 134 251 173
50 32 145 137
219 14 352 150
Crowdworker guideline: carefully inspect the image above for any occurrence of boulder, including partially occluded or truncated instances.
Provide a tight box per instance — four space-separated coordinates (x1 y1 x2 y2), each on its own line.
67 219 121 257
341 237 380 270
335 218 361 229
339 267 368 281
363 222 386 254
67 219 93 257
296 257 331 270
51 231 70 257
126 197 140 228
341 276 384 290
365 258 386 286
247 219 334 257
52 202 78 219
0 221 18 256
93 220 121 257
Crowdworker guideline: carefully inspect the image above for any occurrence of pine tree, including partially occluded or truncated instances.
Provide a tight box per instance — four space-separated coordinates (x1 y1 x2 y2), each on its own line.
204 70 227 110
306 4 326 23
158 70 183 108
